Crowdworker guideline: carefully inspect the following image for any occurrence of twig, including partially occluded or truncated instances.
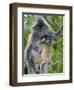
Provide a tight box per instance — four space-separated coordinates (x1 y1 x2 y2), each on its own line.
44 16 63 35
48 60 62 68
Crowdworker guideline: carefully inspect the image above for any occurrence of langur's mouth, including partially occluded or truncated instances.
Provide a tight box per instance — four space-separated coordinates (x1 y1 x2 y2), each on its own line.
40 41 52 46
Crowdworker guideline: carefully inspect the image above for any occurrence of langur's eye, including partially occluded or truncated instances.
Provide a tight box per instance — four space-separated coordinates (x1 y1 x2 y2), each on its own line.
47 40 49 43
42 37 45 41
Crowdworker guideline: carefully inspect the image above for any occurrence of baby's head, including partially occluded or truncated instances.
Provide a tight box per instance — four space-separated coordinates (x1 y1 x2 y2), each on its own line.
40 32 56 46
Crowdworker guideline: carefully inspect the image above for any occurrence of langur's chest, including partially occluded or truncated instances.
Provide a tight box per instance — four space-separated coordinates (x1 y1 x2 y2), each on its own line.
32 45 53 64
41 46 53 61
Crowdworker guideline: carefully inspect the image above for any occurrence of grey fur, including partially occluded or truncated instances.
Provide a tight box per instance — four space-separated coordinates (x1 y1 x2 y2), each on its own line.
24 16 62 74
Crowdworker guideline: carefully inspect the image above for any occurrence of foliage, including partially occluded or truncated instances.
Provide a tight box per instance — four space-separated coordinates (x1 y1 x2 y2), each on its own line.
23 15 63 73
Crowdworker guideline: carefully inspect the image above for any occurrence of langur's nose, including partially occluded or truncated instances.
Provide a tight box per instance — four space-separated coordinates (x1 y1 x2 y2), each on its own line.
49 40 52 44
39 24 43 28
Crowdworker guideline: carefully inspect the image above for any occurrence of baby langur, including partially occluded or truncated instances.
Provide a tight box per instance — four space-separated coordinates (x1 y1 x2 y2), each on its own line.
38 33 56 73
30 33 56 74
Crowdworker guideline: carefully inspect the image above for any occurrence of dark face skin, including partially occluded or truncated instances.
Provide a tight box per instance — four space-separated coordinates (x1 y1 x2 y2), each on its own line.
40 33 56 46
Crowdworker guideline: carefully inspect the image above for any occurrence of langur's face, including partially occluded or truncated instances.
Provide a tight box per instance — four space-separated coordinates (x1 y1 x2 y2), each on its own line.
40 32 56 46
33 17 49 33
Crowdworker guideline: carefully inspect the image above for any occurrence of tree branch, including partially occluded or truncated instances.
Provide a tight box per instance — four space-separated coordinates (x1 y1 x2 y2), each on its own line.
44 16 63 36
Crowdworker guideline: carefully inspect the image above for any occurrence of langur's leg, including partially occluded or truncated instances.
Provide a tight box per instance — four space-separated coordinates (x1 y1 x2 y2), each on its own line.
40 63 48 74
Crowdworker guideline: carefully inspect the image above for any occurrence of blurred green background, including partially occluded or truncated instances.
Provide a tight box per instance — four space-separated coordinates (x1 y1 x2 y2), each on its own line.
23 15 63 73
